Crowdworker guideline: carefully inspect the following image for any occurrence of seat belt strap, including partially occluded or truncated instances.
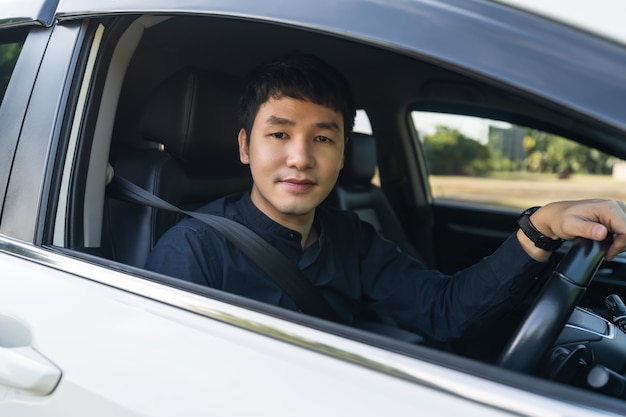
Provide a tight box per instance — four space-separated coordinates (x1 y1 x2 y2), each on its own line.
107 176 341 322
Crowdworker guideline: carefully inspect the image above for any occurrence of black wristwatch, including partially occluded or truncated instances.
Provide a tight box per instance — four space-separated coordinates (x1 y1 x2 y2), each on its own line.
517 206 564 251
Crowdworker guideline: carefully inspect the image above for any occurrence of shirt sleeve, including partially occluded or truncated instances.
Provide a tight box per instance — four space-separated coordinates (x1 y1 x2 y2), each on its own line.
357 221 549 342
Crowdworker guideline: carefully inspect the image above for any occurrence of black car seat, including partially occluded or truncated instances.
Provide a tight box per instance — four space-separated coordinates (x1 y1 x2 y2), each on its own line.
331 132 422 260
105 68 250 268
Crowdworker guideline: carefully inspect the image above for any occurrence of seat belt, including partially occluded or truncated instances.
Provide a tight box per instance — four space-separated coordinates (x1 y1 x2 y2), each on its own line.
107 175 341 322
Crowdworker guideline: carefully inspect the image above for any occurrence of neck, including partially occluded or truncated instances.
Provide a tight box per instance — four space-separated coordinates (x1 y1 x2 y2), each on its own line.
248 190 318 248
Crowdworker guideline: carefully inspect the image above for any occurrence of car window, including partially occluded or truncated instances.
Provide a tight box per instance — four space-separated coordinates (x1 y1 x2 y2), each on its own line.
354 109 372 135
0 33 25 108
353 109 380 186
0 28 28 218
411 111 626 210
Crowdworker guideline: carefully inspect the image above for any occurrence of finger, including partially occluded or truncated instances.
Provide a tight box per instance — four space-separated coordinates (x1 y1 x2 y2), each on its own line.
559 216 609 242
566 200 626 240
606 233 626 261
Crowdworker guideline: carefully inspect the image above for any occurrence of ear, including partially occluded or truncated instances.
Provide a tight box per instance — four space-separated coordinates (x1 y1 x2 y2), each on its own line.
238 128 250 164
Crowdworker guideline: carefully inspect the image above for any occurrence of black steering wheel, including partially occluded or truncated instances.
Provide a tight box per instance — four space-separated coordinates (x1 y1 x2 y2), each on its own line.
498 237 611 373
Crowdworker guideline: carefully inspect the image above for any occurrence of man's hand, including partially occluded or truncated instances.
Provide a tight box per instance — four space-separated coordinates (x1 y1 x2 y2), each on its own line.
517 200 626 261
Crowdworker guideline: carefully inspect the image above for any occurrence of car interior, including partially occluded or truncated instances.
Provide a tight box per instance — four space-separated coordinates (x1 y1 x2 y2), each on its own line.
50 13 626 402
105 66 248 267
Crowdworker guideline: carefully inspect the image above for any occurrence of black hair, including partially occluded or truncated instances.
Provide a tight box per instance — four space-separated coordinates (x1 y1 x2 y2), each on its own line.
238 51 356 141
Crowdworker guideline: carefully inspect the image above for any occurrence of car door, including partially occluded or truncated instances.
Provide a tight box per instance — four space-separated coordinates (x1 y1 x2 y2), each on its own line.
412 108 626 307
0 7 557 417
2 3 626 416
0 13 415 417
401 42 626 280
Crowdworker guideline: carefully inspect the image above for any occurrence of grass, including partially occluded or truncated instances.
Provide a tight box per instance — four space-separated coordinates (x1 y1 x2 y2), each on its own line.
429 174 626 210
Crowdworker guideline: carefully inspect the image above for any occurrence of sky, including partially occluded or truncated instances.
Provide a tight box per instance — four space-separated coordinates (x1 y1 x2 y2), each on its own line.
411 112 494 144
355 110 511 144
492 0 626 46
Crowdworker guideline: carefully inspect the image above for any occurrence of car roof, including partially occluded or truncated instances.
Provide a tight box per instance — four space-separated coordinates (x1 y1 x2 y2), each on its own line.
52 0 626 44
6 0 626 49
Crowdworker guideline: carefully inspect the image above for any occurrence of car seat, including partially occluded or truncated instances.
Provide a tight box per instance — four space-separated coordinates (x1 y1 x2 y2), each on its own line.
331 132 422 260
105 67 250 268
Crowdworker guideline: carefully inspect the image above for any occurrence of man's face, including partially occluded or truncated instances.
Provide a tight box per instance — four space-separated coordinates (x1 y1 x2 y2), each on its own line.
238 97 345 227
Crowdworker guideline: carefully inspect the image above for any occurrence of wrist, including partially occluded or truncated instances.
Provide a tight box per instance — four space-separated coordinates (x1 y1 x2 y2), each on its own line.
517 206 564 253
517 229 551 262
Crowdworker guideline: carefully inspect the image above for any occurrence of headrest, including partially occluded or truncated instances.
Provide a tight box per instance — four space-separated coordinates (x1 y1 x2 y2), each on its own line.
339 132 377 185
138 68 244 175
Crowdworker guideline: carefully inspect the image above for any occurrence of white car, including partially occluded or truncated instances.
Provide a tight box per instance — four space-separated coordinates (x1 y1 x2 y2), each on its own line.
2 0 626 415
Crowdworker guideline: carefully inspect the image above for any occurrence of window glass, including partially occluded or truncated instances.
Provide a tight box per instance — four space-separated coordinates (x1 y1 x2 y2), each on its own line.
354 109 373 134
0 37 24 107
353 109 380 185
412 111 626 210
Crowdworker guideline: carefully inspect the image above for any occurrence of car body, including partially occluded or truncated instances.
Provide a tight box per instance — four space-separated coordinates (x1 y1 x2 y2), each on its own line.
2 0 626 415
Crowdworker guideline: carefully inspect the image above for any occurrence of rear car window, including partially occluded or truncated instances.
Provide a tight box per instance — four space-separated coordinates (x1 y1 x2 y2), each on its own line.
0 33 25 107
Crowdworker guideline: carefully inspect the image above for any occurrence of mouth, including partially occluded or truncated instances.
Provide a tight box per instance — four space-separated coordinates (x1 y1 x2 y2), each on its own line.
280 178 316 192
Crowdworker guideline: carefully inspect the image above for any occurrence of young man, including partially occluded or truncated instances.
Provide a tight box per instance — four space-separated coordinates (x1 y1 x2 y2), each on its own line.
145 52 626 342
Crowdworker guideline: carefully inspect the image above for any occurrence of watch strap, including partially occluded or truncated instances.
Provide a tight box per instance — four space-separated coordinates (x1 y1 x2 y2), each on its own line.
517 206 564 251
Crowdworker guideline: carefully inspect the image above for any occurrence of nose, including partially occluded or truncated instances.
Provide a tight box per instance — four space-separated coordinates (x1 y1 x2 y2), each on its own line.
286 137 315 170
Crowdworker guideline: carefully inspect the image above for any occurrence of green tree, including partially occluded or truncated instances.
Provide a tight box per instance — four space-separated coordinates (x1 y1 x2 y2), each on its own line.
423 126 492 175
0 42 23 103
521 129 613 175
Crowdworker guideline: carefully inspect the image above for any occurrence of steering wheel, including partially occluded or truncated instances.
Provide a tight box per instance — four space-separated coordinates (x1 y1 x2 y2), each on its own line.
497 237 611 373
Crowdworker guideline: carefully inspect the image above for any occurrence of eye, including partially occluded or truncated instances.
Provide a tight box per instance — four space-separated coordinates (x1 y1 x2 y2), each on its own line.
270 132 287 139
315 136 332 143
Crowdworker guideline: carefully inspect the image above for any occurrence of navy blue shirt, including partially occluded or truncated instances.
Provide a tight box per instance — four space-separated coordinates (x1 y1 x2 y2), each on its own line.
145 192 547 341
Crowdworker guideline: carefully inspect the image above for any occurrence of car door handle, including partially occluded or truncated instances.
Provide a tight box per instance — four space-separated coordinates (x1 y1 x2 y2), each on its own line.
0 346 61 395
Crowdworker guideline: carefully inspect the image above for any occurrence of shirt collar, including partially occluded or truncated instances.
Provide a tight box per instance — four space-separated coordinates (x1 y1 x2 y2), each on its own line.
237 192 303 244
236 192 325 266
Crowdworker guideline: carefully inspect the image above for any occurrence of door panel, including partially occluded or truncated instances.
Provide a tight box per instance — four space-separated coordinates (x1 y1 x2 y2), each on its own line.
0 246 525 417
432 200 517 274
432 199 626 318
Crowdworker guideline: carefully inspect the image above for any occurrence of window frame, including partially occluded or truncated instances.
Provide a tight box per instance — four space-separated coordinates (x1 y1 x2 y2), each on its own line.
0 26 48 224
